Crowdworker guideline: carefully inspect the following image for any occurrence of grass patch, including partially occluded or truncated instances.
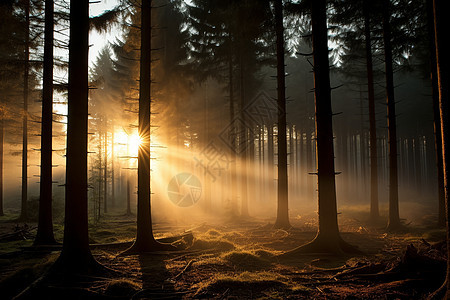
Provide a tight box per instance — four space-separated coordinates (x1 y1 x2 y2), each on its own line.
221 251 272 270
0 252 58 299
196 271 287 298
104 278 141 297
189 238 235 252
205 229 222 237
0 239 33 255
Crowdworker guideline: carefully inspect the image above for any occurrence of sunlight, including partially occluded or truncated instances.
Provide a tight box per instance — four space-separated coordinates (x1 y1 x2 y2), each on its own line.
129 134 142 156
114 128 140 158
113 127 166 176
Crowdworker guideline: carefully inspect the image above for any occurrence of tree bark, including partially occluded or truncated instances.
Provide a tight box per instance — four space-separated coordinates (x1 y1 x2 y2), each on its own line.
104 130 108 214
426 0 445 227
0 105 3 216
274 0 290 229
111 130 115 208
125 0 173 253
312 0 340 242
239 54 249 217
126 133 132 215
35 0 56 245
20 0 30 221
55 0 98 273
382 0 400 231
228 38 237 216
363 0 379 221
431 0 450 297
282 0 356 256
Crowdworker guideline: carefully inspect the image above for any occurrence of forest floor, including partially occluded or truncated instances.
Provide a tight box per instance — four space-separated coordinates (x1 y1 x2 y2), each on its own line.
0 210 447 299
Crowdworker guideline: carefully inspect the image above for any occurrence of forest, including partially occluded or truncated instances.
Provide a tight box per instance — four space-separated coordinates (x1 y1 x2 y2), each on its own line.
0 0 449 298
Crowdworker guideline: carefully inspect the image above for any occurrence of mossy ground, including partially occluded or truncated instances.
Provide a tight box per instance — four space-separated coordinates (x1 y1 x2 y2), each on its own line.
0 210 446 299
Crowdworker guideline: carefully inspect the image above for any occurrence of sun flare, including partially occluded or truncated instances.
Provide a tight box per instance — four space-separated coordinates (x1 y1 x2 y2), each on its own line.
114 129 140 158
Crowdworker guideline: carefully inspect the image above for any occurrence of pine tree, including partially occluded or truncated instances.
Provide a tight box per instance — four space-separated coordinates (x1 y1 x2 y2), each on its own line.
274 0 291 230
283 0 357 255
54 0 99 273
35 0 57 246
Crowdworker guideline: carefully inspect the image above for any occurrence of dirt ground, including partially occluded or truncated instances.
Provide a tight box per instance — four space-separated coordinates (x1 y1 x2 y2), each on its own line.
0 212 447 299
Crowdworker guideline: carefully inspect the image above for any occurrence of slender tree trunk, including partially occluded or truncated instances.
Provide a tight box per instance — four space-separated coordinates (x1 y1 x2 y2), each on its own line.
126 0 173 253
274 0 290 229
283 0 356 256
259 126 263 203
35 0 56 245
111 130 115 209
431 0 450 297
126 133 132 215
98 133 102 221
20 0 30 221
228 41 237 216
260 125 267 201
306 129 313 199
104 130 108 214
55 0 97 273
426 0 445 227
268 124 274 201
203 82 210 212
414 138 422 195
312 0 339 242
249 126 255 209
239 54 249 217
363 0 379 221
382 0 400 231
135 0 156 250
296 130 301 198
0 107 3 216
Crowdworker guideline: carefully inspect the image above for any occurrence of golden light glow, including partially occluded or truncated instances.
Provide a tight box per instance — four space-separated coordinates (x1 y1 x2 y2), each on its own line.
129 134 142 156
114 129 140 158
114 127 164 174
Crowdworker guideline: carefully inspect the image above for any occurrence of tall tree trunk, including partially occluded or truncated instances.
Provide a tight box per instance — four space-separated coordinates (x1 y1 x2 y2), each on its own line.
268 124 275 201
111 130 115 209
104 130 108 214
55 0 98 273
20 0 30 221
259 126 264 203
382 0 400 231
239 55 249 217
125 0 173 253
0 106 3 216
126 133 132 215
284 0 355 256
426 0 445 227
35 0 56 245
228 40 237 216
363 0 379 221
228 48 238 215
431 0 450 297
312 0 339 244
274 0 290 229
296 130 301 198
98 133 102 221
203 82 210 212
306 129 313 199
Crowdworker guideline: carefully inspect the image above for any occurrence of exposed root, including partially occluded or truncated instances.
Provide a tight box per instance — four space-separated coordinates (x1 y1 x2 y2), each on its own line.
427 280 447 299
273 220 292 231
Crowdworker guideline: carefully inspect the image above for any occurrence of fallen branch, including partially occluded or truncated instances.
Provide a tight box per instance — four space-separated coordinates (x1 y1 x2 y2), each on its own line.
173 260 194 279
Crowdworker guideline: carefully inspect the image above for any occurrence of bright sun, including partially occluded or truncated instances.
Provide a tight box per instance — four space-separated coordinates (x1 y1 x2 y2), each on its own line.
129 134 142 156
114 128 162 173
114 129 140 158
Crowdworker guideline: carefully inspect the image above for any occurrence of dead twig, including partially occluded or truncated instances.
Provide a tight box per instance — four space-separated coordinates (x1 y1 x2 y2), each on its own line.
173 260 194 279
